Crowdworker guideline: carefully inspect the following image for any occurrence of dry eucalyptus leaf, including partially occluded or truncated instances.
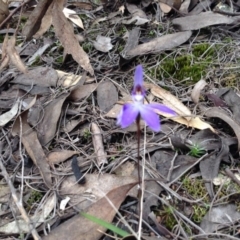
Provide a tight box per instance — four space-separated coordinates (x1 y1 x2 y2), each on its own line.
93 35 113 52
33 2 53 39
22 0 54 40
200 204 240 233
97 81 118 111
172 11 234 31
91 122 107 165
38 93 69 146
12 111 52 188
126 31 192 57
63 7 84 29
0 99 19 127
159 0 182 13
69 83 98 101
44 181 137 240
0 0 9 24
6 35 27 73
12 66 58 87
204 107 240 149
52 0 93 75
0 32 9 71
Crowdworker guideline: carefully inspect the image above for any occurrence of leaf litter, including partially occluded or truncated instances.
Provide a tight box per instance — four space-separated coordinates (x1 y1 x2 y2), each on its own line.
1 0 240 239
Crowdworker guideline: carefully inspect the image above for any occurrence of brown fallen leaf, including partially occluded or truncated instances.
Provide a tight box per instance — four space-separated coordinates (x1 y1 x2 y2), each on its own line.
48 150 78 164
69 83 98 101
97 81 118 111
1 33 27 73
203 107 240 149
33 2 53 39
44 181 137 240
52 0 94 75
126 31 192 57
12 111 52 188
0 31 9 71
12 66 58 87
0 0 9 25
7 35 27 73
91 122 107 165
37 93 69 146
22 0 54 40
159 0 182 13
172 11 234 31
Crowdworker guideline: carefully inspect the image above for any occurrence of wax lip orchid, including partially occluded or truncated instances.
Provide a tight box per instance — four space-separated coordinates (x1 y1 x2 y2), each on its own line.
117 65 176 132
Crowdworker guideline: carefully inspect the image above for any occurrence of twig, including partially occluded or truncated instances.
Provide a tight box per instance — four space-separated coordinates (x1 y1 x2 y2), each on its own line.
0 156 41 240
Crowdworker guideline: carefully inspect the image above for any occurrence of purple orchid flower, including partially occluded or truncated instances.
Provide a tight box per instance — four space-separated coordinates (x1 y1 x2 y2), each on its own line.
117 65 176 132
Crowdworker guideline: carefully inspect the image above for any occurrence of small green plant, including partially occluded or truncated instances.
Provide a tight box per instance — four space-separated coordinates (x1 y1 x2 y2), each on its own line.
81 212 130 237
188 144 205 158
27 190 43 206
83 128 91 140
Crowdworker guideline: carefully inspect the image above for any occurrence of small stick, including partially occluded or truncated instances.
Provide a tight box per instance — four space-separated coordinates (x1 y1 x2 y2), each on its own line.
0 156 41 240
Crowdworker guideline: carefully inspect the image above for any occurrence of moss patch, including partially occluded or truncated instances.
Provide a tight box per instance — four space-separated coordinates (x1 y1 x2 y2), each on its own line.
148 43 217 84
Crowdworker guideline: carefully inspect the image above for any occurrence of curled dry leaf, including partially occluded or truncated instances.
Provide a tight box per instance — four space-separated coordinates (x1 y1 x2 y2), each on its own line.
172 11 234 31
44 181 137 240
191 79 207 104
7 35 27 73
203 107 240 149
93 35 113 52
126 31 192 57
91 122 107 165
63 8 84 29
52 0 94 75
146 83 215 131
48 150 78 164
56 70 82 87
0 99 19 127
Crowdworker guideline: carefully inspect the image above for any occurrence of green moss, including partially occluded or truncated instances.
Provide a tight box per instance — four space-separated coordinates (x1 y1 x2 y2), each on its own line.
159 206 177 230
82 42 93 53
149 43 217 84
182 177 210 223
27 190 43 206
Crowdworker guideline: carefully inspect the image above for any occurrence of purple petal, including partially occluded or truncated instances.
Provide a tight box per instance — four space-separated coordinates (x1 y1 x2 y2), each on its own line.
134 65 143 88
139 105 161 132
148 103 176 115
117 103 139 128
